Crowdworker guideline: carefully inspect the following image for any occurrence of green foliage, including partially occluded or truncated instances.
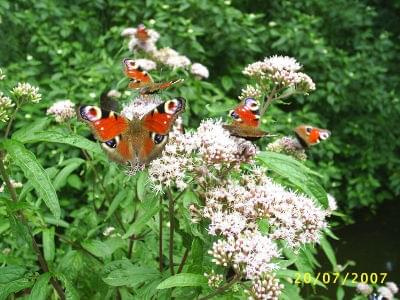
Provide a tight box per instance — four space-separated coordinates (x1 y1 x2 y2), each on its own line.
1 0 398 299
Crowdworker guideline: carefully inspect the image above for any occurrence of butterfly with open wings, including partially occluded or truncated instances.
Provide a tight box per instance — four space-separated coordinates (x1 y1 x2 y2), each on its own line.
123 58 183 95
78 94 186 167
223 97 269 140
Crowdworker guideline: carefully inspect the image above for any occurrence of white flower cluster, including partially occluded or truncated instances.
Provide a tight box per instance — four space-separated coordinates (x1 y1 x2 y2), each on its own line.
153 47 191 69
238 84 262 101
266 136 307 161
121 25 209 78
0 179 23 193
0 92 14 122
195 119 257 166
204 270 224 288
243 55 315 93
11 82 42 103
209 230 280 280
120 95 162 120
122 25 160 53
46 99 76 123
246 274 284 300
204 167 328 248
190 63 209 79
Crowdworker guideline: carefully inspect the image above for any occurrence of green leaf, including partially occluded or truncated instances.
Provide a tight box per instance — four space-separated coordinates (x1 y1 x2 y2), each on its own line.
221 76 233 91
336 286 345 300
319 236 337 268
257 151 328 208
157 273 207 289
3 140 60 219
103 266 159 287
187 238 203 274
122 196 159 238
28 272 51 300
0 265 26 284
106 190 132 220
12 117 50 141
136 170 149 202
81 238 124 258
42 227 55 262
0 278 33 300
13 130 103 155
53 159 84 190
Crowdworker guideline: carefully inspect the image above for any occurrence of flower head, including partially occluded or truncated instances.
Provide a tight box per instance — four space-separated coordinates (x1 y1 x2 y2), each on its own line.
239 85 262 101
190 63 209 79
204 270 224 288
246 274 284 300
356 283 373 296
165 55 191 69
131 58 157 71
378 286 394 300
11 82 42 104
0 179 23 193
243 55 315 93
0 92 14 122
266 136 307 160
46 99 75 123
386 282 399 294
126 25 160 53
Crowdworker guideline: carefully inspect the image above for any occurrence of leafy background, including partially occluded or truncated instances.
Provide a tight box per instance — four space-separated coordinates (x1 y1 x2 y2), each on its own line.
1 0 399 299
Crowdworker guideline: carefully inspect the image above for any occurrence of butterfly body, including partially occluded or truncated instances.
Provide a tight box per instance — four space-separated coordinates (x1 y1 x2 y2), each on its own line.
123 58 183 95
135 24 150 42
223 97 268 140
294 124 331 148
78 97 185 166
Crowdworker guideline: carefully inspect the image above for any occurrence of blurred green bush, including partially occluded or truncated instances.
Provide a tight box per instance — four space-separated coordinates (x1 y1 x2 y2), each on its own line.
1 0 399 210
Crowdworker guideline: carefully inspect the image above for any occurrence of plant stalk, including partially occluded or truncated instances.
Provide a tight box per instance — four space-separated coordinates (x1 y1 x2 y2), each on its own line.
4 105 19 139
159 196 163 272
167 189 175 275
177 247 189 274
198 275 241 300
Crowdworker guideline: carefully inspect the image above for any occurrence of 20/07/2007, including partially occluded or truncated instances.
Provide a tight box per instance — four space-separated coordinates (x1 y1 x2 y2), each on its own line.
295 272 388 285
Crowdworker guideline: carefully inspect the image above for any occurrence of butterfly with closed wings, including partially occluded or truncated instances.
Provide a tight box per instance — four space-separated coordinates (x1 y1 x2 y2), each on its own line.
223 97 269 141
123 58 183 95
78 94 186 167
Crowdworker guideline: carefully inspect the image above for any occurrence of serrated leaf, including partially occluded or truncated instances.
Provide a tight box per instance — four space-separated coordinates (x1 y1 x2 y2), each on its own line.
257 151 328 208
12 117 50 141
319 236 337 268
3 140 60 219
28 272 51 300
122 196 159 238
102 266 159 287
42 227 55 262
157 273 207 289
0 265 26 284
53 159 84 190
13 130 103 155
0 277 33 300
136 170 149 202
81 238 124 258
106 190 132 220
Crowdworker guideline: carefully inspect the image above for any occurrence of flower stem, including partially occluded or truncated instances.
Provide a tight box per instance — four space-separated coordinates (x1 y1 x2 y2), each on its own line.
177 247 189 274
199 275 241 300
159 196 164 273
260 86 277 116
0 151 66 300
167 188 175 275
4 105 19 139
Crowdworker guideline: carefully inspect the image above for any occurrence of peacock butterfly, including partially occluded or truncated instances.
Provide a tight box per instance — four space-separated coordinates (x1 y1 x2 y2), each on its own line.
123 58 183 95
135 24 150 42
294 124 331 148
78 94 186 166
223 97 268 140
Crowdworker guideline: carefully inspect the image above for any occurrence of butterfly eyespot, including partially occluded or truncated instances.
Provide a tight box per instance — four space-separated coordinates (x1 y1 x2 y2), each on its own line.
80 106 102 121
245 98 259 111
306 126 313 134
320 131 330 140
230 110 242 122
164 99 180 114
151 133 167 144
102 136 120 150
